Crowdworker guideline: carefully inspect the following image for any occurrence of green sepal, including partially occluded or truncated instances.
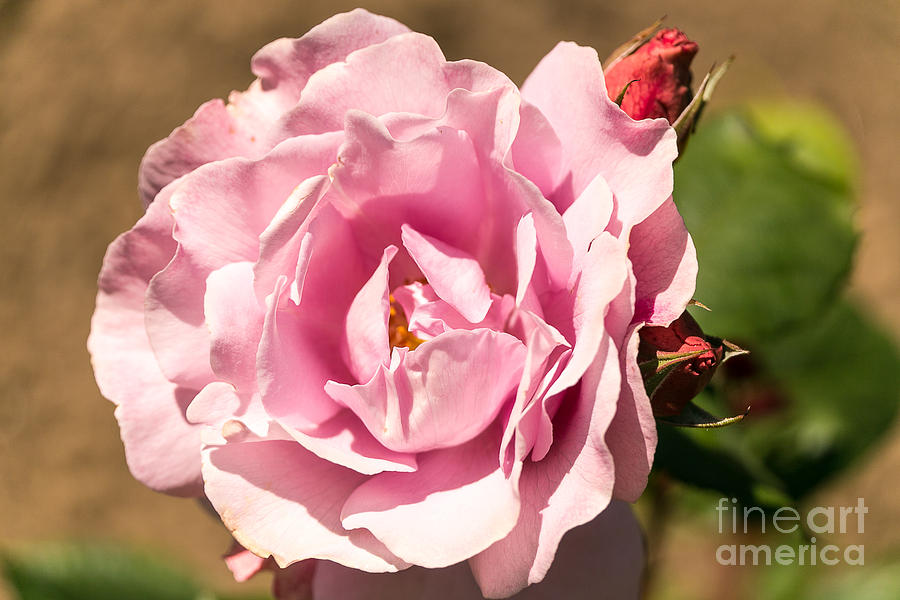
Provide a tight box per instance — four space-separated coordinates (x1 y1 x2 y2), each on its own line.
603 17 665 70
615 79 640 106
639 348 708 398
657 401 749 428
673 57 733 153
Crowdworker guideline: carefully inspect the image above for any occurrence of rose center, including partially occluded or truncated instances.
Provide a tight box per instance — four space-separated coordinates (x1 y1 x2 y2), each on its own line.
389 294 425 350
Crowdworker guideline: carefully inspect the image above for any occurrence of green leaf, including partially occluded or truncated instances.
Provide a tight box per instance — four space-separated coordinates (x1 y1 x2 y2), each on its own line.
674 105 857 344
0 542 269 600
740 300 900 497
757 559 900 600
653 423 784 506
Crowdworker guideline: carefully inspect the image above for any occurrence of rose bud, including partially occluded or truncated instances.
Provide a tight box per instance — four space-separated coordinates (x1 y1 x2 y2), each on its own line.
604 28 698 123
638 310 723 417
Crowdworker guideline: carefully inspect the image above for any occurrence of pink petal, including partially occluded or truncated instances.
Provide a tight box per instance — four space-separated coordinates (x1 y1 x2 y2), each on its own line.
542 234 628 400
332 111 486 266
224 543 268 583
601 270 657 502
521 42 677 228
249 10 409 110
138 99 267 207
144 244 216 390
629 197 697 326
605 325 658 502
202 439 406 572
514 213 538 308
400 224 491 323
333 105 571 297
308 503 643 600
205 261 265 392
290 201 370 334
170 136 340 271
499 310 570 471
562 173 615 277
257 277 345 431
254 172 333 302
312 561 481 600
87 196 202 496
138 9 408 204
392 284 513 340
340 428 521 568
145 135 338 389
282 410 417 475
272 32 510 139
343 246 397 383
326 329 526 453
469 334 621 597
508 101 564 199
504 501 645 600
186 382 241 428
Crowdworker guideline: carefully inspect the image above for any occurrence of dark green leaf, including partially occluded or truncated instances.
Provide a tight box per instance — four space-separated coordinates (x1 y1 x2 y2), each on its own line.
674 105 857 344
740 300 900 497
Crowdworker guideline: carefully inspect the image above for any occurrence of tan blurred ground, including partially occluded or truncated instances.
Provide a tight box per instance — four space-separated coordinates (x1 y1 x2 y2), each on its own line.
0 1 897 598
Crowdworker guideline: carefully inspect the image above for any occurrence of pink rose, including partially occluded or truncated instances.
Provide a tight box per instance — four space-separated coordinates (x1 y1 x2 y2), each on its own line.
89 9 697 599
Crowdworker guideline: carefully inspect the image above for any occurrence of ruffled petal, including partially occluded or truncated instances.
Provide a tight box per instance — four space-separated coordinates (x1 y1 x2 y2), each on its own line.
145 135 339 389
87 196 202 496
343 246 397 383
205 261 265 392
273 502 643 599
340 428 520 568
271 32 511 139
257 277 345 431
629 197 697 326
253 171 333 302
543 234 628 399
605 325 658 502
562 173 615 278
331 111 487 267
520 42 677 229
281 410 417 475
326 329 525 453
202 439 407 572
138 9 408 204
469 333 620 597
400 224 491 323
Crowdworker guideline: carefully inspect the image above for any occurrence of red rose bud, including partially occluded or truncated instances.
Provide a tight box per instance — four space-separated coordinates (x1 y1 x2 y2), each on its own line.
604 28 698 123
638 311 723 417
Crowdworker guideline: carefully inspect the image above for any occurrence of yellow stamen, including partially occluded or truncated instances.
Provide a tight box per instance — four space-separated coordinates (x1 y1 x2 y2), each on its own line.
388 294 425 350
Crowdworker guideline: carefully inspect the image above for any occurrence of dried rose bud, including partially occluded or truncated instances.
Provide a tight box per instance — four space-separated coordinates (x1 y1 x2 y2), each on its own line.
604 28 698 123
638 310 723 416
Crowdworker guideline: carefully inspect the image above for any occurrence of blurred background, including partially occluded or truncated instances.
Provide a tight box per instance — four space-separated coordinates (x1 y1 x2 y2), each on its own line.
0 0 897 598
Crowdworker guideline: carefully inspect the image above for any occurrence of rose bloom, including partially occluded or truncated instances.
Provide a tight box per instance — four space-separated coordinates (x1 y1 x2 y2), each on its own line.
89 10 696 599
